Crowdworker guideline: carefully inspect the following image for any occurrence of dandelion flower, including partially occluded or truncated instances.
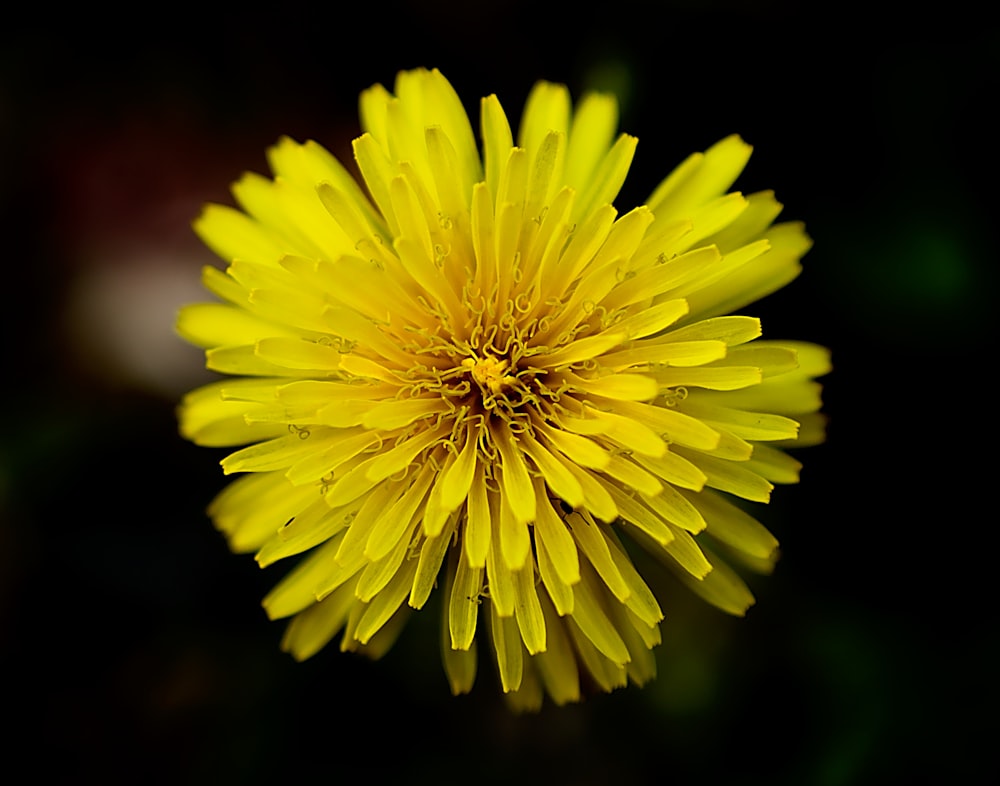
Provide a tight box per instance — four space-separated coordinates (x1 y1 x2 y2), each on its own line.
178 68 829 708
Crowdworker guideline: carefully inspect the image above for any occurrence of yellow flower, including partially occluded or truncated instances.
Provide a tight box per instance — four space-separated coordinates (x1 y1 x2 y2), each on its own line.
178 68 829 709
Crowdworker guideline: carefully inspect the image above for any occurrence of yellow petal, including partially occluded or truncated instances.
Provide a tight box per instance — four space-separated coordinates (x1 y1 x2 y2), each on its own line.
409 511 458 609
442 555 479 693
364 463 434 561
492 421 537 526
564 90 618 193
354 559 419 644
681 399 800 442
206 344 317 377
678 449 774 502
661 524 713 579
463 463 491 566
642 483 706 534
670 546 756 616
563 463 618 523
692 489 779 562
177 302 296 349
517 81 570 156
536 420 610 470
222 431 331 475
568 567 630 665
566 615 627 692
261 538 332 618
603 454 662 497
210 472 316 553
498 490 531 571
536 529 576 616
574 133 637 222
605 486 675 546
449 549 484 650
363 423 449 483
512 563 546 655
280 581 358 661
646 134 752 217
479 94 513 202
485 491 515 616
356 517 419 602
659 315 762 346
534 594 581 703
193 203 285 265
632 449 707 492
534 489 581 586
179 381 285 448
489 604 524 693
567 513 629 603
520 436 585 509
352 132 400 235
613 400 721 451
602 529 663 627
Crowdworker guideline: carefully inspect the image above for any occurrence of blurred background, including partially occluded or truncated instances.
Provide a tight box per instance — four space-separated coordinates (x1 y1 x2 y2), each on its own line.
2 3 996 783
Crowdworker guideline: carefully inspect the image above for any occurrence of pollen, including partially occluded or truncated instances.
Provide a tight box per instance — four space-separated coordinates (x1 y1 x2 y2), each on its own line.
463 353 515 396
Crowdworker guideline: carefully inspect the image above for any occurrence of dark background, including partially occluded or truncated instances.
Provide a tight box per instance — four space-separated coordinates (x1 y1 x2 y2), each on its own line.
2 3 996 784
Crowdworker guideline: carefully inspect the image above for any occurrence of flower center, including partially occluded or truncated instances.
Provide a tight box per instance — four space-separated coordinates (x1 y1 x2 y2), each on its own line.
463 353 515 396
447 337 547 438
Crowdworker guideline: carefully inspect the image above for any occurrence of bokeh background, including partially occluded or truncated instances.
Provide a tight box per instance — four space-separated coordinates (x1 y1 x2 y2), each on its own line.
2 4 996 783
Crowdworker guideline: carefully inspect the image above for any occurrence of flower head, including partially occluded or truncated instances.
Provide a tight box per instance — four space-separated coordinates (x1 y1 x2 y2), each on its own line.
178 68 829 709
